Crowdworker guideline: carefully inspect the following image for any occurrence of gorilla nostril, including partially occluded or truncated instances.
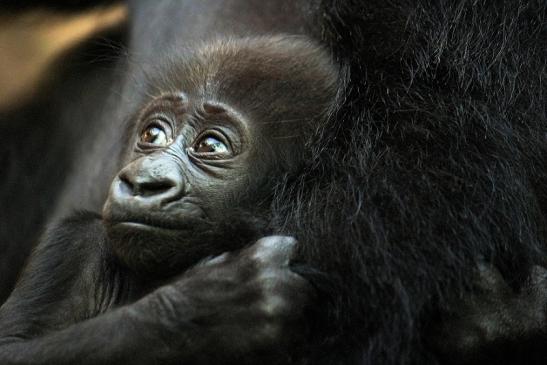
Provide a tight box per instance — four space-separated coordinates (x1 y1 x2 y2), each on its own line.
138 180 176 197
118 175 135 196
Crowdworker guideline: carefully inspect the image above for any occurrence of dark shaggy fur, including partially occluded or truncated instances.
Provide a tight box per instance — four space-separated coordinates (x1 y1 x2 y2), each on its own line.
271 1 547 363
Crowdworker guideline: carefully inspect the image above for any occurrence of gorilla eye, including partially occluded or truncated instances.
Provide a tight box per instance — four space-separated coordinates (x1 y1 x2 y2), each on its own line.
193 133 231 156
139 124 172 147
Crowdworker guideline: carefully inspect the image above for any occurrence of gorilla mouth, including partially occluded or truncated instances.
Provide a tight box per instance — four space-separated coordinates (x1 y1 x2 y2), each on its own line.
113 221 185 232
105 216 207 233
102 199 209 233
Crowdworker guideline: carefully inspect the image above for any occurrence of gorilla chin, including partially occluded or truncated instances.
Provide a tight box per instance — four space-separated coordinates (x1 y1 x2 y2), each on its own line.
104 212 267 277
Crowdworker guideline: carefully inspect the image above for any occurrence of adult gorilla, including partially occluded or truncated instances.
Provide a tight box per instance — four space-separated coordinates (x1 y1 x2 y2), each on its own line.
1 1 546 364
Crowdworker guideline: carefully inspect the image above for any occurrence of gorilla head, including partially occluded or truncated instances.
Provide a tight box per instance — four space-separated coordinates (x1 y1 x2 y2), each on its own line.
102 37 338 275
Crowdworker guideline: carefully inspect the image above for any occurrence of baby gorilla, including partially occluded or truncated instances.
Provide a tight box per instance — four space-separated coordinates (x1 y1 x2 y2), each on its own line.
0 37 338 364
103 36 338 276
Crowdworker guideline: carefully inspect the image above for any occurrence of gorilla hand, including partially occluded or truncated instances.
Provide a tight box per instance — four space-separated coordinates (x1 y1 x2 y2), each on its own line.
0 235 313 365
137 235 313 364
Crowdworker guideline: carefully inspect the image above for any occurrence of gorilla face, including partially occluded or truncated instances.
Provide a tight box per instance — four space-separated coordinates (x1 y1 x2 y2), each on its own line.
102 92 263 275
102 36 338 276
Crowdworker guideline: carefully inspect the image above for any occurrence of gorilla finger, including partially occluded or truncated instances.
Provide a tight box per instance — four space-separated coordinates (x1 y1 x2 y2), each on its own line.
475 262 512 294
527 265 547 287
200 252 232 266
248 236 297 267
521 265 547 300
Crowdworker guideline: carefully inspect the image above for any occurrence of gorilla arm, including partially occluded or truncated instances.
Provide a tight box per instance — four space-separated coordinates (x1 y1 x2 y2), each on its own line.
0 214 311 365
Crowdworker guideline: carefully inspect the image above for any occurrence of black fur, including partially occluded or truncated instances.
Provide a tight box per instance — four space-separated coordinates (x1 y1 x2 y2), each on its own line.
276 1 547 363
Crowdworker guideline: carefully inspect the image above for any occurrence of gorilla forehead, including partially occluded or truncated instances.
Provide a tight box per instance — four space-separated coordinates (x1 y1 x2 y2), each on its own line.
146 36 339 125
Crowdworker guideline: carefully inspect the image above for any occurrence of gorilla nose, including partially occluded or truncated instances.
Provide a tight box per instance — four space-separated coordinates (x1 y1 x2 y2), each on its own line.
119 173 175 197
110 157 183 208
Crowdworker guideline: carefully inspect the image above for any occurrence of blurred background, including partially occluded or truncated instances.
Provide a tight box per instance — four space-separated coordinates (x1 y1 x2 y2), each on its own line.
0 4 126 111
